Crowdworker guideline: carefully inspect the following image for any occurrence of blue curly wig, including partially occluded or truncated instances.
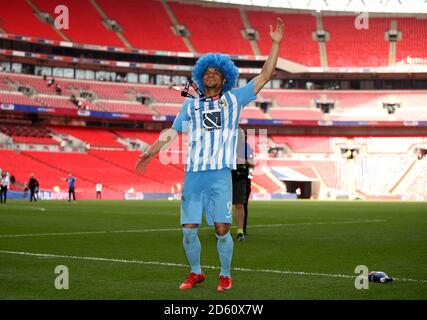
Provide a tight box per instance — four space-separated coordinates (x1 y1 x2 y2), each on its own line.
192 53 239 94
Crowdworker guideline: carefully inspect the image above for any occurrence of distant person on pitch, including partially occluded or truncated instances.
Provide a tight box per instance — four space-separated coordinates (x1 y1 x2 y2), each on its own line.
136 18 284 292
28 173 39 202
63 173 77 202
0 172 10 204
96 181 103 200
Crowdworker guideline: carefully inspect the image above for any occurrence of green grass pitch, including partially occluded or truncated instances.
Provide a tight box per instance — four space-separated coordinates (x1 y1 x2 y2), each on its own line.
0 200 426 300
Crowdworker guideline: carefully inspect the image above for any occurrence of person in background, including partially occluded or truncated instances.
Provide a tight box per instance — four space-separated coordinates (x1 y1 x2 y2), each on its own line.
243 165 253 235
232 129 248 241
64 173 77 202
28 173 39 202
96 181 103 200
232 128 254 241
0 172 10 203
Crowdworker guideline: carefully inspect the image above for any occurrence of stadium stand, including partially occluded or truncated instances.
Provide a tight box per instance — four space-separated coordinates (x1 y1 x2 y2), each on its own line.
269 108 323 121
240 107 268 120
323 16 390 67
0 124 60 146
113 129 187 169
3 72 427 123
23 150 171 193
1 133 183 194
2 124 427 198
266 159 347 191
1 1 427 71
309 160 348 190
48 126 124 149
113 130 161 145
90 149 184 188
151 104 181 116
355 155 414 195
83 82 137 101
98 0 188 51
246 11 320 65
1 73 182 112
354 137 422 154
259 89 425 109
250 166 287 193
270 135 335 153
0 78 12 91
10 136 60 145
32 0 124 47
0 149 71 191
138 85 185 104
395 18 427 65
94 100 153 115
0 92 42 106
0 0 62 40
259 90 315 107
36 95 97 111
169 1 252 55
405 160 427 198
3 73 56 95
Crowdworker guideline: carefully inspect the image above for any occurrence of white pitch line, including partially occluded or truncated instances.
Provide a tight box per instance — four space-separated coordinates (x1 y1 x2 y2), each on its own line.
0 205 46 212
0 220 387 238
0 250 425 284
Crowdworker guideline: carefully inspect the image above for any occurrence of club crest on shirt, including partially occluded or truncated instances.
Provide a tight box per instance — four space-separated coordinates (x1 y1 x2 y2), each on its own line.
219 98 228 109
202 110 221 131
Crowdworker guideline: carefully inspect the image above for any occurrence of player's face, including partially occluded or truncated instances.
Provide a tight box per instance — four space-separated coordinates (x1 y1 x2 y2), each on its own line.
203 68 224 90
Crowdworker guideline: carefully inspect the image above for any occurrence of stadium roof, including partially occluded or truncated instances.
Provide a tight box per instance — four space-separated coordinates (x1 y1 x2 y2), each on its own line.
201 0 427 14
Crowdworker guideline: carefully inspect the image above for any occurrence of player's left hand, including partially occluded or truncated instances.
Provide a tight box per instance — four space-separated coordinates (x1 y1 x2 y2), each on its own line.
270 17 284 44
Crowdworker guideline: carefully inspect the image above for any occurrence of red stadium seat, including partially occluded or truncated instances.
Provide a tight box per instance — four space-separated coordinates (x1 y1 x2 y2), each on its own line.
98 0 188 52
32 0 123 47
48 126 124 149
395 18 427 65
323 16 390 67
0 0 62 40
169 2 252 55
246 11 320 66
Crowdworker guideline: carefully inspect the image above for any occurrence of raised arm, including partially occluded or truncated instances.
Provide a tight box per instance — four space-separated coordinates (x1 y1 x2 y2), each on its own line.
135 127 179 174
253 17 284 95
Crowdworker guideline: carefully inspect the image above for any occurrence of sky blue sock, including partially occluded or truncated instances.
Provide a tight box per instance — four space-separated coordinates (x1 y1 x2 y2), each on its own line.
216 231 234 277
182 227 201 274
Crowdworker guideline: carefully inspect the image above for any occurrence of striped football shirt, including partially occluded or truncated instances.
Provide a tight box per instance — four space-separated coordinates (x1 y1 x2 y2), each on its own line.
172 80 256 172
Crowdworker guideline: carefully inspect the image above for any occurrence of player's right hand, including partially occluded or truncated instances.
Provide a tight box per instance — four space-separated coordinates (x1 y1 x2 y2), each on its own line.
135 152 150 174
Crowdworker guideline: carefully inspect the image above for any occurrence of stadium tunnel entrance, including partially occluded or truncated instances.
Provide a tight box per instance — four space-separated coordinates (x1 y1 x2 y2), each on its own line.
269 167 320 199
285 181 312 199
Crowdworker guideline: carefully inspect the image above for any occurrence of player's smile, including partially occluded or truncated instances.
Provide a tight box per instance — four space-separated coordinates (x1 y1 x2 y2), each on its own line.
203 68 223 88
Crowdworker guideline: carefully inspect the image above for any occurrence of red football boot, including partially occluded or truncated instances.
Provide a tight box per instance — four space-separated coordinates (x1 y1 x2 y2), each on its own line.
179 272 205 290
216 275 232 291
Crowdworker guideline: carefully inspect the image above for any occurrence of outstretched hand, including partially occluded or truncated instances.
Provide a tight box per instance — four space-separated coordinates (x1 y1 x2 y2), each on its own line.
269 17 284 44
135 152 151 175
